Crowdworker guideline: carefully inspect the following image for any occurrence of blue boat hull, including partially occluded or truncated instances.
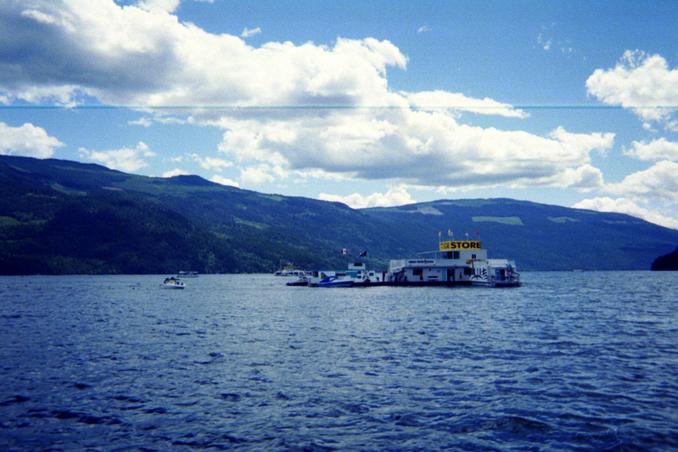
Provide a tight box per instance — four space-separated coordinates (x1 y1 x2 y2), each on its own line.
317 280 354 288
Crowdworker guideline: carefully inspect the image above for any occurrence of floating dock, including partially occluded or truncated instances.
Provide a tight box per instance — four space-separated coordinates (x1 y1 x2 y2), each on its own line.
286 239 520 288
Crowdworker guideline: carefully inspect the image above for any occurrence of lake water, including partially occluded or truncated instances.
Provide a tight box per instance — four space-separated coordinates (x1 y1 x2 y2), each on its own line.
1 272 677 450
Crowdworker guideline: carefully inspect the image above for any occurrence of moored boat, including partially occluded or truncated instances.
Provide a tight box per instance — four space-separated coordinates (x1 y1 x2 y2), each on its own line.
285 236 520 289
469 259 521 287
306 262 384 287
274 269 307 277
315 275 355 288
178 270 199 278
286 276 309 286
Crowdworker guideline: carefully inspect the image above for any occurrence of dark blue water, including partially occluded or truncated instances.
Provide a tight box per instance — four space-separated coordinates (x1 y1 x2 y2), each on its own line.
1 272 677 450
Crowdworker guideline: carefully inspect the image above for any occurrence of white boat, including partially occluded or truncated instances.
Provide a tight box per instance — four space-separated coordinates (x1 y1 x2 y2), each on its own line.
286 275 310 286
469 259 521 287
161 277 185 289
307 262 386 287
178 271 199 278
274 269 307 277
289 237 520 289
315 275 355 288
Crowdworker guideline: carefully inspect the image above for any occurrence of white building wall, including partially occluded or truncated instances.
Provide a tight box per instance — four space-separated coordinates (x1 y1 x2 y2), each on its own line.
424 268 443 280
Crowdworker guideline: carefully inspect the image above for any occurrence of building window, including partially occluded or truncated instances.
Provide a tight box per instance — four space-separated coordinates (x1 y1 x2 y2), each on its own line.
471 254 476 259
413 268 423 276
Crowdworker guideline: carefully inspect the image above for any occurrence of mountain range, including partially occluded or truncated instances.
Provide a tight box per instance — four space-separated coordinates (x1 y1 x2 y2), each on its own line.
1 155 677 274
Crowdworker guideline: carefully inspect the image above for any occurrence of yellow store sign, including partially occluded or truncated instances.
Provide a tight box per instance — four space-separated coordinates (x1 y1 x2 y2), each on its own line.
439 240 482 251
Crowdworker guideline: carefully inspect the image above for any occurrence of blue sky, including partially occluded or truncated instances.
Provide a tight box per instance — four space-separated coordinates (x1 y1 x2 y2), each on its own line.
1 0 677 228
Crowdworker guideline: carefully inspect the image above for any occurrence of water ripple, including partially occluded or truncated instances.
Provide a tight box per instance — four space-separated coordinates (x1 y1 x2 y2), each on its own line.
1 272 677 450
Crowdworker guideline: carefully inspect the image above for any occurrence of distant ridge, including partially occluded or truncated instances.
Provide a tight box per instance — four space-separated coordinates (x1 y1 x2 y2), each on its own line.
166 174 217 186
1 155 677 274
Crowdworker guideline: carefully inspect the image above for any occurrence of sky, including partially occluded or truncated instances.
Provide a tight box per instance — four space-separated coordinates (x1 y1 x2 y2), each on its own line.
1 0 677 229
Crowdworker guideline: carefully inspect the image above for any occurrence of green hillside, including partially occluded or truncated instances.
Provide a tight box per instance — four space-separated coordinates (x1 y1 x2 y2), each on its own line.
0 156 405 274
1 155 677 274
363 200 678 271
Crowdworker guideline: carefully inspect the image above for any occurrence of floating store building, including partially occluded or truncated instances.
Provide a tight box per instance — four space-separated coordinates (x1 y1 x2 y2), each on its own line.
388 240 520 287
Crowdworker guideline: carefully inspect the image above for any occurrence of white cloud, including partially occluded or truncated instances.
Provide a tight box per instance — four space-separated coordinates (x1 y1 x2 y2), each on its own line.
187 153 232 171
20 8 59 25
79 141 156 172
0 1 614 192
580 156 678 229
240 26 261 38
573 197 678 230
606 160 678 203
552 164 604 191
0 1 407 107
537 33 552 51
406 90 528 118
162 168 190 177
417 25 431 34
0 122 63 158
136 0 180 13
586 51 678 129
128 116 192 127
128 117 153 127
623 138 678 161
240 165 276 186
216 114 612 190
210 174 240 187
319 185 415 208
294 168 355 182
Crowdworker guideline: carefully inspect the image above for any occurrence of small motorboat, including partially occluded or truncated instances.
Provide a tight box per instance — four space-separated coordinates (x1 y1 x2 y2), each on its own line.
306 264 369 288
286 276 309 286
469 259 521 287
316 275 354 288
274 269 306 277
161 277 185 289
178 271 199 278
